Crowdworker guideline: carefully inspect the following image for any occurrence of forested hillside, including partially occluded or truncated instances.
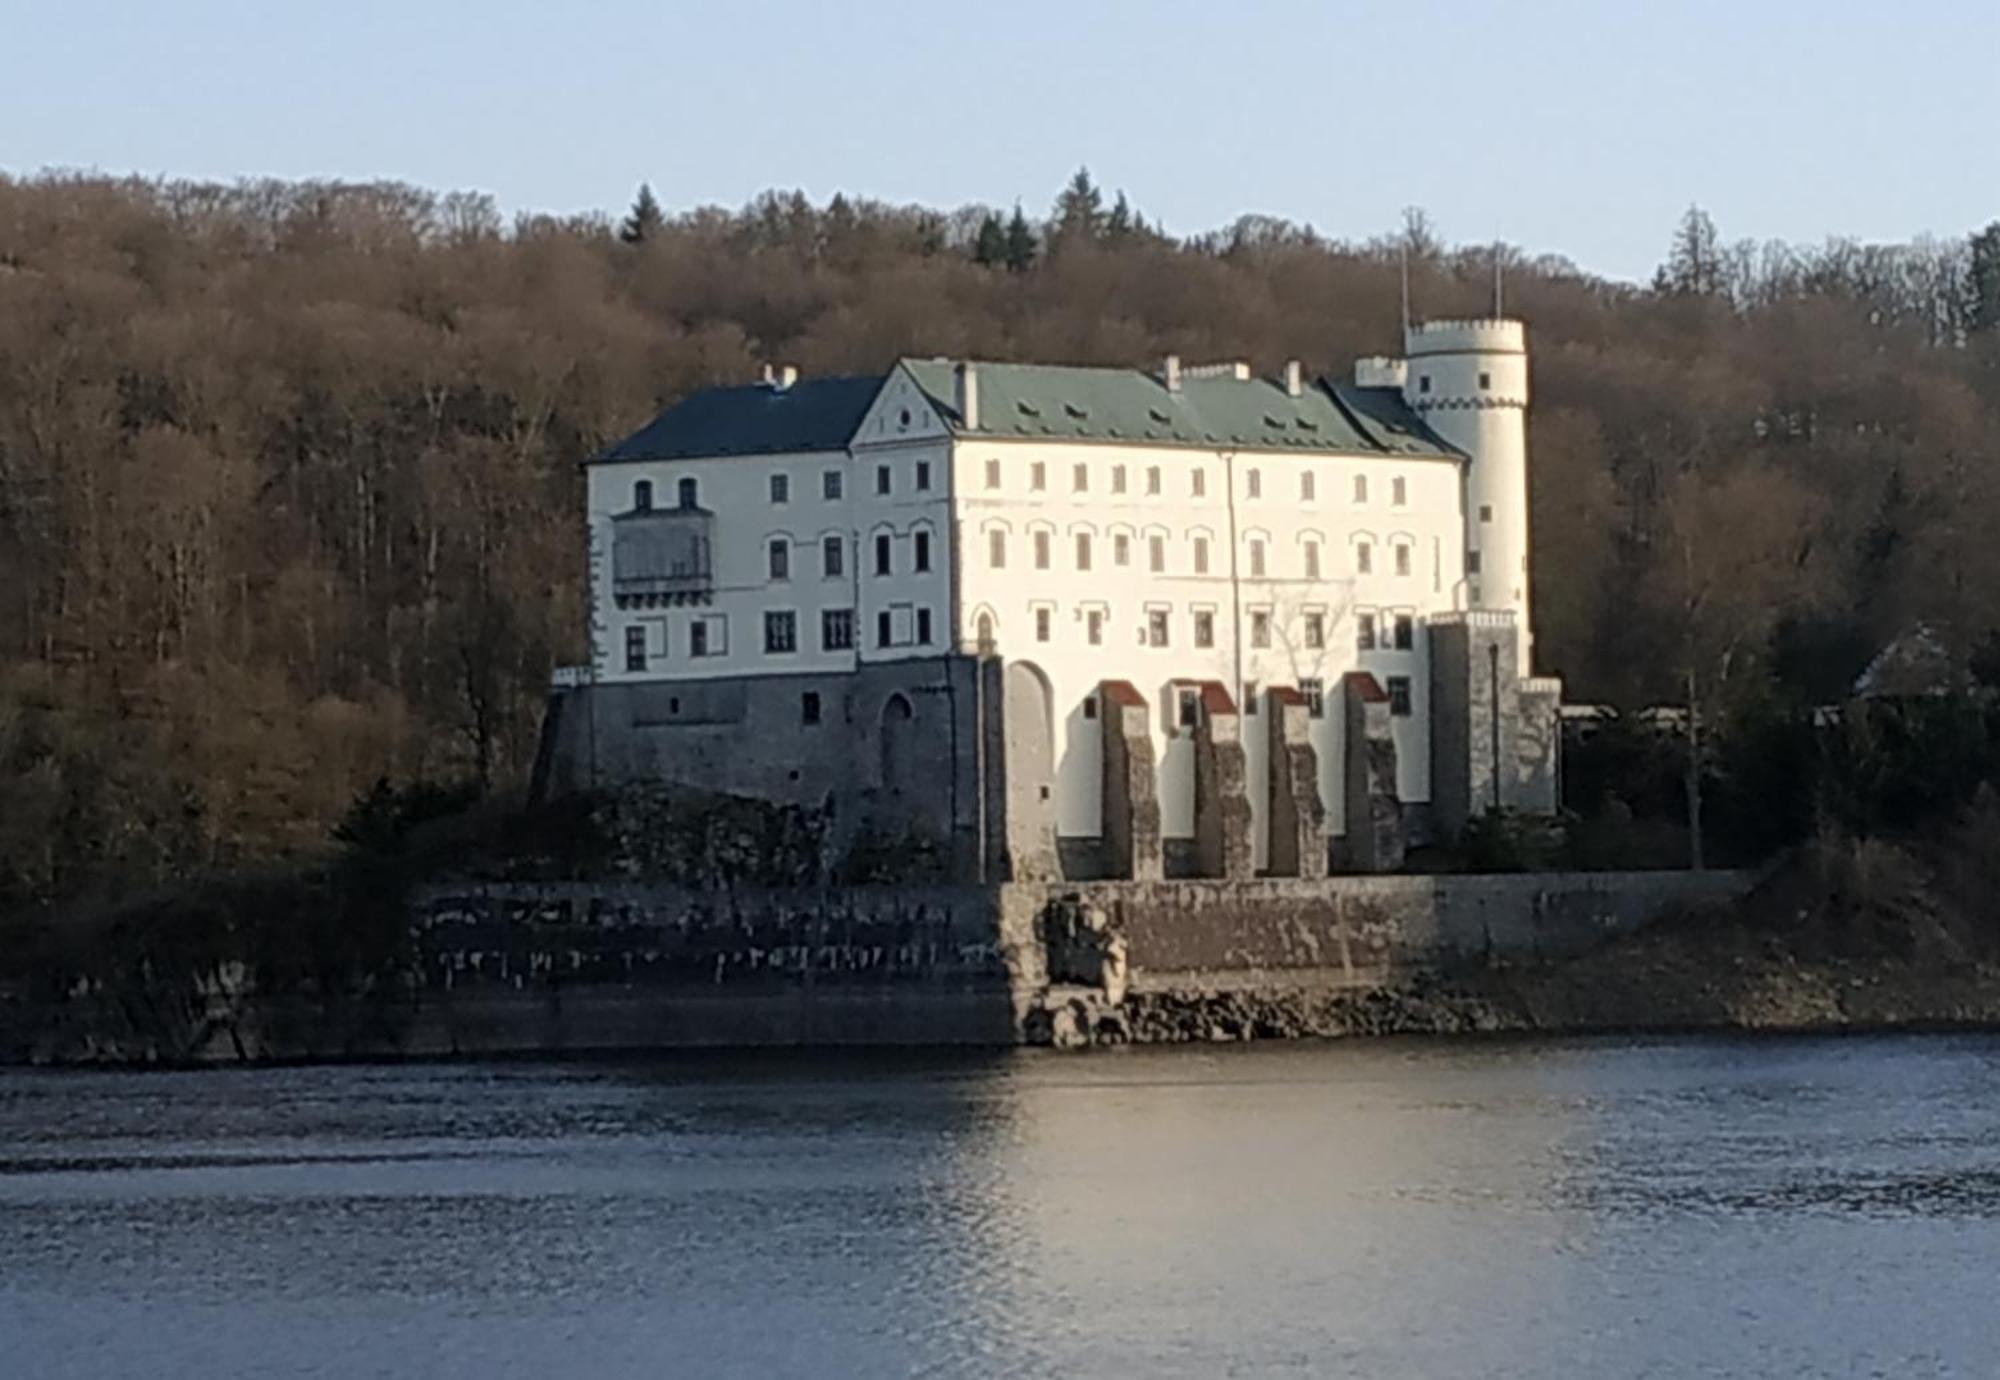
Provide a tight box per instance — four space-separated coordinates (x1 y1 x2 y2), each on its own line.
2 169 1996 918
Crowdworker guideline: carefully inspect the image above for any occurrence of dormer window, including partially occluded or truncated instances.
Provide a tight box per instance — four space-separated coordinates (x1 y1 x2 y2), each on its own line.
677 477 698 509
633 479 654 512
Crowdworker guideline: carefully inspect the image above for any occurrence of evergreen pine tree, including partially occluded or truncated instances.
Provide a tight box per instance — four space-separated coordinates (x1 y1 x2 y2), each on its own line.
1003 203 1038 272
619 182 665 244
1969 222 2000 336
972 212 1007 266
1051 166 1105 243
1105 191 1134 241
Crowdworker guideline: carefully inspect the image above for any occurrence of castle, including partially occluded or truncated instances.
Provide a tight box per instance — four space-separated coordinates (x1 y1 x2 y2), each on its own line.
537 319 1562 880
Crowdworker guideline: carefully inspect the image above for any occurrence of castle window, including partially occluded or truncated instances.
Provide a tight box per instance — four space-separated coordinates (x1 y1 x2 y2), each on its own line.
917 608 933 644
916 461 931 491
767 539 790 581
1395 543 1411 577
876 464 891 496
1112 465 1127 494
1114 533 1130 566
625 625 647 672
1249 539 1266 578
1301 471 1316 502
690 614 725 657
1479 371 1492 391
1149 535 1165 573
823 470 843 500
1419 375 1432 395
823 535 844 578
988 529 1006 568
1178 687 1200 730
1301 677 1324 720
914 530 931 573
677 477 698 509
1146 466 1161 496
1075 532 1092 571
1387 675 1413 717
1354 475 1368 503
1250 610 1271 648
1480 504 1494 523
633 479 654 512
1304 613 1324 649
876 610 892 648
1191 468 1207 498
875 533 892 575
1193 536 1209 575
770 473 790 505
1031 461 1046 492
1467 550 1482 574
1392 476 1407 506
1086 609 1104 645
821 608 854 651
801 691 822 725
1357 542 1373 575
1393 614 1415 650
1304 541 1321 579
985 458 1001 489
1147 608 1170 647
1073 463 1088 493
1035 607 1051 642
1034 531 1051 570
763 611 797 654
1246 468 1261 499
1194 610 1214 648
1357 612 1377 651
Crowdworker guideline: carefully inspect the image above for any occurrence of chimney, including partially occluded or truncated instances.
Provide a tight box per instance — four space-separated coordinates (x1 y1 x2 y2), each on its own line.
1165 354 1182 392
954 361 980 430
1284 360 1303 397
777 365 798 391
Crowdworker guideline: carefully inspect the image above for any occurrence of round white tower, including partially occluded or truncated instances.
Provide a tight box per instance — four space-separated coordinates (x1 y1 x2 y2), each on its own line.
1403 318 1532 661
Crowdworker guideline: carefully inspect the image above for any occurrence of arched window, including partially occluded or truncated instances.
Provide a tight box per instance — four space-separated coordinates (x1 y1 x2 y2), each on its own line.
677 477 698 509
633 479 654 512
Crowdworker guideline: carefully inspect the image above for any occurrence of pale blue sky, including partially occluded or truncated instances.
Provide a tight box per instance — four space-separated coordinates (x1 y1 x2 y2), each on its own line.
6 0 1996 282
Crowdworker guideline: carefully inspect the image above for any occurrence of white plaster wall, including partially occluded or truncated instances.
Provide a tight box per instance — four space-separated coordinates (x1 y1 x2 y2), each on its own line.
949 435 1467 849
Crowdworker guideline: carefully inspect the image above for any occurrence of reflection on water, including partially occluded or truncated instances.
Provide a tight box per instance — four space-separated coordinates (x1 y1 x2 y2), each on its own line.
3 1036 1999 1378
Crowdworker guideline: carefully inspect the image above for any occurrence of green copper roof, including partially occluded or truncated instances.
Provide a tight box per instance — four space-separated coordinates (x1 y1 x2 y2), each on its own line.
899 359 1461 460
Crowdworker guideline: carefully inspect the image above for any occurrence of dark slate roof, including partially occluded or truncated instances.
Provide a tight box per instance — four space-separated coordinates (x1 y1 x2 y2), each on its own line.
900 359 1461 460
592 374 885 463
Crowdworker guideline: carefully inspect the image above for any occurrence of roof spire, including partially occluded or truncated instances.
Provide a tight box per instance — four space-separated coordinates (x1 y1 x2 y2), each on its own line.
1492 240 1504 318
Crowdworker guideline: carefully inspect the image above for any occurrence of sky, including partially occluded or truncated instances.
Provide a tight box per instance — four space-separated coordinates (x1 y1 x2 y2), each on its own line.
5 0 1996 283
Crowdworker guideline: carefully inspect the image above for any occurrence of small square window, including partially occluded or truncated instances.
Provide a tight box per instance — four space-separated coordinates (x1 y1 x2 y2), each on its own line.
916 461 931 491
770 473 790 504
1387 675 1413 717
985 458 1001 489
823 470 843 500
768 539 790 581
821 608 854 651
1250 611 1271 648
1478 371 1492 391
876 465 891 496
1480 504 1494 523
625 625 647 673
1086 609 1104 645
1035 607 1051 642
1393 614 1415 650
1357 612 1377 651
801 691 822 724
1194 610 1214 648
1301 677 1324 720
763 610 797 654
1147 609 1170 647
1304 613 1324 649
1419 375 1432 394
1467 550 1482 574
690 620 709 658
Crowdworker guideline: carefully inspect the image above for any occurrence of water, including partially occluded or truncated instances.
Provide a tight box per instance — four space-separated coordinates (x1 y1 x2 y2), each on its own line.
3 1035 1998 1378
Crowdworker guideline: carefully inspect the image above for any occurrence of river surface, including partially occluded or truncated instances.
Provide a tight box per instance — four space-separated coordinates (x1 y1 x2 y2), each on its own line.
2 1035 1998 1378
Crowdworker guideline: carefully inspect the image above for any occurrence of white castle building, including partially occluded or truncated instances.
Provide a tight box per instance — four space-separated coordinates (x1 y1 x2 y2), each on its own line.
538 320 1561 880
